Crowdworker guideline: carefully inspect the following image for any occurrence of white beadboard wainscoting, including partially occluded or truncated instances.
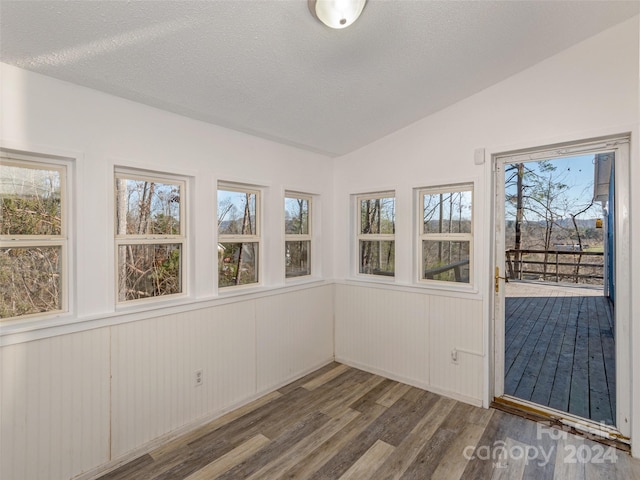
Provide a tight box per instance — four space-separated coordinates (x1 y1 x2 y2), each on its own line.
335 283 484 406
0 329 111 480
0 285 334 480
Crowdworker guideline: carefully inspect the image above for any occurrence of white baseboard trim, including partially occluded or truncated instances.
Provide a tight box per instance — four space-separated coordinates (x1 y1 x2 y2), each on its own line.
75 357 335 480
334 356 483 408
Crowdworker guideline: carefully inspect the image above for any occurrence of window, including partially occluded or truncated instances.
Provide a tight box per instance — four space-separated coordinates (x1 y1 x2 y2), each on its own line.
115 170 185 303
285 193 311 278
419 184 473 284
217 183 260 288
357 192 395 277
1 156 68 319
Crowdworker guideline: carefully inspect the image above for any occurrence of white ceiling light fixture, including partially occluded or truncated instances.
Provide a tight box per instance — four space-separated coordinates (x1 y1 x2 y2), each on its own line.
308 0 367 29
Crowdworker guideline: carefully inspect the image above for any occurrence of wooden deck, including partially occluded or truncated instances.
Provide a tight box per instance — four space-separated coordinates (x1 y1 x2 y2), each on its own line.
97 363 639 480
504 281 616 426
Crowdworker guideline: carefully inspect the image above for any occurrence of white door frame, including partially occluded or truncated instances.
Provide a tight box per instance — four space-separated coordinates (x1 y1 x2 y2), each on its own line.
491 135 631 439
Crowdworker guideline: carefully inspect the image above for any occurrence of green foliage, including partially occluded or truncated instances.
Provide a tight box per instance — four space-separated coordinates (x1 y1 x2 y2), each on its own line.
1 192 63 318
218 243 258 287
0 247 61 318
152 213 180 235
1 195 61 235
151 247 181 294
119 245 182 301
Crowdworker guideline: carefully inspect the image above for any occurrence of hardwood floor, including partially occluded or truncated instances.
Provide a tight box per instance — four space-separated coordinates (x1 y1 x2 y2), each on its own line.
504 281 615 425
96 362 640 479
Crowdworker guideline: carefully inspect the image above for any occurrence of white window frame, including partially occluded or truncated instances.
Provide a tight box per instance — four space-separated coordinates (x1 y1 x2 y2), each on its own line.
217 182 261 289
0 153 69 320
114 168 187 305
284 192 312 279
417 183 473 286
356 191 396 278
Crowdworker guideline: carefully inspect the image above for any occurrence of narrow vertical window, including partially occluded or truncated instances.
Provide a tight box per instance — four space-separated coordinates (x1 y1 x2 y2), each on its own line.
285 193 311 278
357 192 395 277
115 170 185 303
218 183 260 288
1 157 67 319
419 184 473 284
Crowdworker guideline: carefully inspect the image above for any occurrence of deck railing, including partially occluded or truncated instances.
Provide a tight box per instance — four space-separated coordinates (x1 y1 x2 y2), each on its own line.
424 258 469 282
506 249 604 284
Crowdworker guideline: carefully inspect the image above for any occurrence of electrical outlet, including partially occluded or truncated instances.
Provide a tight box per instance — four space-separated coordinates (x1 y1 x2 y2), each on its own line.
450 349 458 364
194 369 203 386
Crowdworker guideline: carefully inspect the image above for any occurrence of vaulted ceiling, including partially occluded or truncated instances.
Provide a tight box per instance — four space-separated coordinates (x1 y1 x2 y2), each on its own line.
1 1 638 157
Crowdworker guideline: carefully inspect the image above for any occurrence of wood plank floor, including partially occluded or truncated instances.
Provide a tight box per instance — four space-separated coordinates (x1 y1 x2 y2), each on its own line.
96 363 640 480
504 281 615 425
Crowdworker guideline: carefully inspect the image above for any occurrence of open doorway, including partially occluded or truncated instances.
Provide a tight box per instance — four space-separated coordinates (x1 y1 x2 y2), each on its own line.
492 136 631 441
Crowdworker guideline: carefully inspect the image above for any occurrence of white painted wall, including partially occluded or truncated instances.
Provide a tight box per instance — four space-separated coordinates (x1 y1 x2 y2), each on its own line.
1 14 639 480
631 14 640 460
0 63 335 480
333 14 640 452
1 62 335 320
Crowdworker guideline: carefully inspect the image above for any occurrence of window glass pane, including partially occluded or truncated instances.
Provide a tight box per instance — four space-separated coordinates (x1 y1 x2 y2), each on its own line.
218 190 257 235
116 178 181 235
285 197 309 235
1 165 62 235
423 191 472 234
117 243 182 301
0 246 62 317
360 197 395 234
218 242 258 287
286 240 310 277
359 240 394 276
422 240 470 283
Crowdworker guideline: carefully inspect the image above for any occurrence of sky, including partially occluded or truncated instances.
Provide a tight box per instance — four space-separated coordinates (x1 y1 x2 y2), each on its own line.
505 154 603 221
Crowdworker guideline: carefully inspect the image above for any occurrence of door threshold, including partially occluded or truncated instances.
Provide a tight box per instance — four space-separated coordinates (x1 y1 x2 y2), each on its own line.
492 395 630 453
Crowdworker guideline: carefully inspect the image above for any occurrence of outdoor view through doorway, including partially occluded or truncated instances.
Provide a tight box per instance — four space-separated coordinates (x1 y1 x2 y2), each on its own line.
502 153 616 426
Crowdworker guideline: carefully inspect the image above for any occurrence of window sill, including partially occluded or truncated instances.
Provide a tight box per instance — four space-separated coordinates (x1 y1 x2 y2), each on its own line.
0 280 331 346
351 274 397 285
340 277 481 299
285 275 322 285
115 293 190 313
416 279 477 294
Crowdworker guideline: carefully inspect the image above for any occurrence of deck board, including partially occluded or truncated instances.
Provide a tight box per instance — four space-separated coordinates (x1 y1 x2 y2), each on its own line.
505 281 615 425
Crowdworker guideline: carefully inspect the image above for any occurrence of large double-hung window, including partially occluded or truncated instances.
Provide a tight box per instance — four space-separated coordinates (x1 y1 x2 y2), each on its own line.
1 156 68 319
357 192 395 277
285 193 311 278
217 183 260 288
418 184 473 284
115 169 185 303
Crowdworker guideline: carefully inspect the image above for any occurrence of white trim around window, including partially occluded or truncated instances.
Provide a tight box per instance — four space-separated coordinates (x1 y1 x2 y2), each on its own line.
217 182 261 289
0 153 70 320
114 168 187 305
284 192 312 279
417 183 474 287
355 191 396 278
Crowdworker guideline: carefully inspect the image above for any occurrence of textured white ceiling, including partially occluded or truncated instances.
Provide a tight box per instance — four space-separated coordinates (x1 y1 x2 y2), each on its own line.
1 1 638 157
